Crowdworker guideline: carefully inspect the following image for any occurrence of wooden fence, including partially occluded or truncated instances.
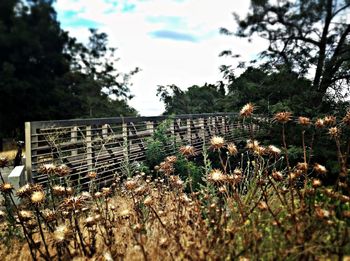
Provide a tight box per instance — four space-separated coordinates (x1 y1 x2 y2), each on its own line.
25 113 263 188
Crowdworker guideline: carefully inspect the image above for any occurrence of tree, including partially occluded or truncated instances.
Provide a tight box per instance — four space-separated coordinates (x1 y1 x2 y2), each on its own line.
157 84 226 115
222 0 350 107
0 0 137 140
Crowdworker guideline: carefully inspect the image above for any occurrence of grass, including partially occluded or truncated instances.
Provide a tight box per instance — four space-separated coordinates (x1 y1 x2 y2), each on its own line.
0 105 349 260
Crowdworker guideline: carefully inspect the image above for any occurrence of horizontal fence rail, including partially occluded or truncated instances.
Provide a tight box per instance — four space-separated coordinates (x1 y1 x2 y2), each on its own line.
25 113 267 188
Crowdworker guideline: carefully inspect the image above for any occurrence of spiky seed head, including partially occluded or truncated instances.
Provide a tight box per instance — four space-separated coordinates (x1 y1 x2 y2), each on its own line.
125 179 137 191
210 136 225 150
315 118 325 128
56 164 71 177
240 103 255 118
52 185 66 196
179 145 196 156
314 163 327 175
227 143 238 156
272 171 283 181
208 169 227 183
18 210 33 222
0 183 14 193
328 127 340 138
267 145 281 157
342 111 350 126
312 179 322 188
165 155 177 164
0 210 6 222
87 171 97 179
298 116 311 126
31 191 45 205
324 115 336 126
54 225 70 243
85 216 96 228
274 111 292 123
16 184 33 198
143 196 153 206
0 157 8 168
296 162 308 171
38 164 56 175
42 209 56 223
102 187 111 196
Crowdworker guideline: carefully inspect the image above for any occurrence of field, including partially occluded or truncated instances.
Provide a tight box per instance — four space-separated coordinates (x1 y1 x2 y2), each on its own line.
0 106 350 260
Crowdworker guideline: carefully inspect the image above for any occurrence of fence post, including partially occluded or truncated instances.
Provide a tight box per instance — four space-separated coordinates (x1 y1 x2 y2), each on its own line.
71 126 78 156
86 126 93 172
186 118 192 145
25 122 34 183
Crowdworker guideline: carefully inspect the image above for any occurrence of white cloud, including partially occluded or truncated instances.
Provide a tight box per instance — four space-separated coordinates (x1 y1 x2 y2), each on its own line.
55 0 268 116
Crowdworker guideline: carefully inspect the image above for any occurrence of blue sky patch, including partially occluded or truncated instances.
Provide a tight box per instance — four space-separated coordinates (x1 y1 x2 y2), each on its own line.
150 30 197 42
122 3 136 12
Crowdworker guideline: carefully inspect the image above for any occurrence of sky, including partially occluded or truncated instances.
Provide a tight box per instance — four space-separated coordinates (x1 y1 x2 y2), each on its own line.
54 0 268 116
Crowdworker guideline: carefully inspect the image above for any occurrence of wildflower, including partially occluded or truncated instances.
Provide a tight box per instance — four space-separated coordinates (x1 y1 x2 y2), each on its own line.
324 115 336 126
240 103 255 117
328 127 340 138
38 164 56 175
0 210 6 222
227 143 238 156
16 184 33 198
272 171 283 181
313 163 327 175
315 118 325 128
54 225 71 244
56 164 70 177
274 111 292 123
0 157 8 168
179 145 196 156
312 179 322 188
87 171 97 179
30 191 45 205
267 145 281 157
208 169 227 183
143 196 153 206
298 116 311 126
210 136 225 150
125 179 137 191
246 139 259 151
0 183 14 193
342 111 350 126
257 201 268 211
52 185 66 196
165 155 177 164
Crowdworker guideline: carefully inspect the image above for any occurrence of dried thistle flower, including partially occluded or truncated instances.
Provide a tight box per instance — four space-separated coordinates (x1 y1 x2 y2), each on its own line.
227 143 238 156
125 179 138 191
296 162 308 171
179 145 196 156
210 136 225 150
0 183 14 193
272 171 283 181
159 161 174 174
246 139 259 151
274 111 292 123
18 210 33 222
119 209 130 218
312 179 322 188
38 164 56 175
0 157 8 168
87 171 97 179
42 209 56 223
52 185 66 196
169 175 184 188
313 163 327 175
324 115 336 126
328 127 340 138
257 201 268 211
315 118 325 128
143 196 153 206
267 145 281 157
102 187 111 197
54 225 71 244
94 192 103 199
16 184 33 198
85 216 96 228
56 164 71 177
30 191 45 205
240 103 255 117
298 116 311 126
342 111 350 126
165 155 177 164
0 210 6 222
208 169 227 183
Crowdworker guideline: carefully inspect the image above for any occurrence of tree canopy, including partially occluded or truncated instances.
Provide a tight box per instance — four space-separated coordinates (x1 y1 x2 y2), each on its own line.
221 0 350 107
0 0 137 139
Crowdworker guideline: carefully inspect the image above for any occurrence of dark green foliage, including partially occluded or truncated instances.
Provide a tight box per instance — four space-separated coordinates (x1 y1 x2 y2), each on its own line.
0 0 137 140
